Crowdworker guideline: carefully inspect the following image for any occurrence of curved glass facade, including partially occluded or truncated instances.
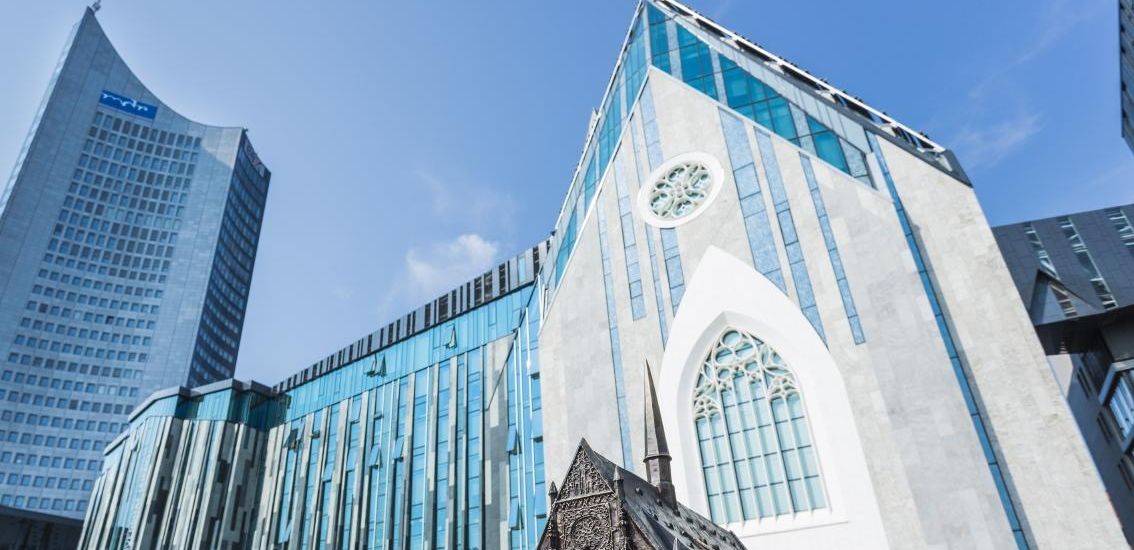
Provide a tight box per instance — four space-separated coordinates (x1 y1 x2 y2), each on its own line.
79 246 548 546
0 9 269 517
80 247 548 549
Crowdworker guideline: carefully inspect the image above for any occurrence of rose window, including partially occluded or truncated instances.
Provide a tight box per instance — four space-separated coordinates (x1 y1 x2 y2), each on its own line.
638 152 723 228
648 161 713 220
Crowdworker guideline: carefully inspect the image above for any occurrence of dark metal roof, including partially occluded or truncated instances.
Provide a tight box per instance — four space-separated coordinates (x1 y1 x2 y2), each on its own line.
545 440 745 550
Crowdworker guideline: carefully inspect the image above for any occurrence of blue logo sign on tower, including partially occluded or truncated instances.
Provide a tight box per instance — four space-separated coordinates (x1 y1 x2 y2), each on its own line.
99 90 157 120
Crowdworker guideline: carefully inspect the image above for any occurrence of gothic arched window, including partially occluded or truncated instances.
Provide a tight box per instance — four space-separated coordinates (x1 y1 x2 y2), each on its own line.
693 328 825 523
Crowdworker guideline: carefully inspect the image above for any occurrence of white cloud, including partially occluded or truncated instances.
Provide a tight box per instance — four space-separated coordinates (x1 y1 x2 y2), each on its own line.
330 285 355 301
375 233 502 321
1016 0 1108 64
950 112 1042 170
404 234 501 299
964 0 1107 101
371 169 517 322
710 0 735 19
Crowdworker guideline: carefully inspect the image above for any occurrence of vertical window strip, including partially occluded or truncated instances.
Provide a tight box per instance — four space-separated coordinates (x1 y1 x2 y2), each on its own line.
453 357 467 547
341 401 361 549
1057 217 1117 309
1108 207 1134 258
366 388 386 549
597 202 634 468
613 158 647 320
500 291 548 550
390 381 409 549
1022 222 1077 318
276 424 298 543
659 229 685 310
299 410 323 550
1022 223 1058 277
675 25 718 99
432 362 451 550
318 406 341 550
409 370 430 550
467 350 483 548
624 11 649 106
505 348 522 548
521 308 544 544
640 84 686 316
755 131 824 340
640 85 665 171
644 220 669 342
718 109 786 291
647 4 672 74
514 340 528 548
868 133 1029 550
518 299 548 541
800 154 865 344
633 90 669 343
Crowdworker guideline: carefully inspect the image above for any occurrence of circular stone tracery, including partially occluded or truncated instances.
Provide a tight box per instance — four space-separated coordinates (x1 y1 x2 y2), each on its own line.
638 152 723 228
567 514 608 549
648 161 713 220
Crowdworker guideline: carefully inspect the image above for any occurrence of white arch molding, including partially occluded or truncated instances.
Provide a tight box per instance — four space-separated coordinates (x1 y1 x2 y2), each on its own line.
656 246 889 549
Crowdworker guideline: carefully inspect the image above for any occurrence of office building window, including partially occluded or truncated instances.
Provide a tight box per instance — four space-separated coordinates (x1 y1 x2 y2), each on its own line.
1057 217 1117 309
1106 207 1134 258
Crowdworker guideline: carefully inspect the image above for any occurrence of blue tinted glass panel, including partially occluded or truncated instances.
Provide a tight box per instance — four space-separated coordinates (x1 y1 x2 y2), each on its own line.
648 4 672 74
676 26 718 99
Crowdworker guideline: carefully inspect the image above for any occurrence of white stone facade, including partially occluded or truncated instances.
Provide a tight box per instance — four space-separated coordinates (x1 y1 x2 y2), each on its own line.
536 68 1126 549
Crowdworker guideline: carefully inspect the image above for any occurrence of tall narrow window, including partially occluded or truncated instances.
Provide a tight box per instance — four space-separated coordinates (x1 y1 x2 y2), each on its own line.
1023 223 1076 318
1057 217 1117 309
1106 207 1134 259
1022 223 1057 277
692 328 825 524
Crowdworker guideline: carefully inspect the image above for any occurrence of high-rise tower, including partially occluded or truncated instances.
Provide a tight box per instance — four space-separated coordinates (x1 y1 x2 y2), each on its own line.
1121 0 1134 153
0 8 269 517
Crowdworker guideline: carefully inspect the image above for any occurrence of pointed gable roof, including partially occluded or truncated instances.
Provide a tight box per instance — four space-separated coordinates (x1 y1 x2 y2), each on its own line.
540 440 745 550
647 0 958 174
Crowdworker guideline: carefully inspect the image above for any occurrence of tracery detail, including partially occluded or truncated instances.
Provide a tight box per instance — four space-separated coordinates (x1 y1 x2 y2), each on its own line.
647 161 713 220
692 329 796 420
565 511 609 549
692 327 825 522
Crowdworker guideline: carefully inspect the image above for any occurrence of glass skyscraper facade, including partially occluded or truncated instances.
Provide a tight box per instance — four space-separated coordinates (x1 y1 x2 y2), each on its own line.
1121 0 1134 153
0 8 269 518
80 1 1128 549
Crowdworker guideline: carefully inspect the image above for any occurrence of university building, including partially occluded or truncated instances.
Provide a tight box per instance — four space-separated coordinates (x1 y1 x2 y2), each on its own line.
78 1 1126 548
0 7 269 518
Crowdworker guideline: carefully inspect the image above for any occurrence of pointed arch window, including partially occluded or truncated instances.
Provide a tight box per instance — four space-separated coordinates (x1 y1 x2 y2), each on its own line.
693 328 825 523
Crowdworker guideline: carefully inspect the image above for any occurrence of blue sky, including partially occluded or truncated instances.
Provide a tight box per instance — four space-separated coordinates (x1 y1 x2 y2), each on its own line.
1 0 1130 383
